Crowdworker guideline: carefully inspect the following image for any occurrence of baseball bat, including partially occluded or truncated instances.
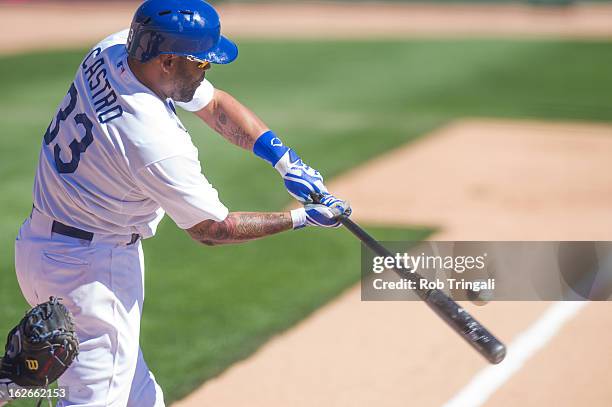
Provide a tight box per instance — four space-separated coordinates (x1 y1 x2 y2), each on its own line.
339 213 506 364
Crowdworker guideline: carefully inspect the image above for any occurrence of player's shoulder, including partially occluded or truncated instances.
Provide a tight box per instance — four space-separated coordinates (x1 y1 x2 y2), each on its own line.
79 30 129 70
80 29 171 120
78 30 196 169
109 97 196 170
94 29 130 53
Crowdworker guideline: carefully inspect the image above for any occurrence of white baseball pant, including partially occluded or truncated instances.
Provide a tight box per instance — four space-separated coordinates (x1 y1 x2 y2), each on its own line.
14 208 165 407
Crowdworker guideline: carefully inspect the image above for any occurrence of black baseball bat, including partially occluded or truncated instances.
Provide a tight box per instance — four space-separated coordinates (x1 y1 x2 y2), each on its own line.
333 208 506 364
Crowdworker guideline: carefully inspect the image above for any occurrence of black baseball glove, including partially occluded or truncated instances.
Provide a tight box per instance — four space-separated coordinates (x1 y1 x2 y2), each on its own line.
0 297 79 387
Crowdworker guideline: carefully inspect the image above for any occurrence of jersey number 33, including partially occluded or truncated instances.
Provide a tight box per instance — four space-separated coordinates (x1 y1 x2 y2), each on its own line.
43 83 94 174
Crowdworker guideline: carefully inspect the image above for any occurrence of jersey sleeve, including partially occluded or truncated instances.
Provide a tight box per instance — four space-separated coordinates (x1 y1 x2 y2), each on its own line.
133 154 229 229
174 79 215 112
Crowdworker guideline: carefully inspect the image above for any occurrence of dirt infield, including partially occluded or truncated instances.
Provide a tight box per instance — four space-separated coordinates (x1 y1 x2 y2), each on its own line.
328 119 612 240
3 1 612 54
175 119 612 406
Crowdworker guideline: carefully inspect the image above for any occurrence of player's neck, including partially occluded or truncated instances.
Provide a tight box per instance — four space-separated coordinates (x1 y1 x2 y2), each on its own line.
127 57 168 100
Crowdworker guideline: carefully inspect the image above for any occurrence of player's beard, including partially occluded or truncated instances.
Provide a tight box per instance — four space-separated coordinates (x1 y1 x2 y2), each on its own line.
173 65 205 103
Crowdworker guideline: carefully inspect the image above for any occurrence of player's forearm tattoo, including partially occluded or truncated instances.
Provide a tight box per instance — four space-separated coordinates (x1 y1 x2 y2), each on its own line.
188 212 293 246
213 107 254 150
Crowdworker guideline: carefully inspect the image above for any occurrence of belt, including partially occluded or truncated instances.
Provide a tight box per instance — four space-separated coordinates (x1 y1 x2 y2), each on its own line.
51 221 94 241
51 220 140 245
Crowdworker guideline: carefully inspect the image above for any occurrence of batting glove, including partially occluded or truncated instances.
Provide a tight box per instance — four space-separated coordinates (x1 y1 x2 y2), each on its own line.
290 199 351 229
253 130 329 202
316 193 351 217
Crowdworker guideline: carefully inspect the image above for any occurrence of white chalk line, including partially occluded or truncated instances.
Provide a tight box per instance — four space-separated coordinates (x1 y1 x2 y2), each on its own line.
442 301 588 407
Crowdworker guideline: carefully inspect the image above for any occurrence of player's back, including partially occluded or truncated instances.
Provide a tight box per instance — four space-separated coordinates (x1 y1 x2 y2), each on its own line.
34 30 198 238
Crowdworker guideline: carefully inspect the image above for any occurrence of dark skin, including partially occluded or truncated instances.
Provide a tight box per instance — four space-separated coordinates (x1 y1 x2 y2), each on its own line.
128 55 293 245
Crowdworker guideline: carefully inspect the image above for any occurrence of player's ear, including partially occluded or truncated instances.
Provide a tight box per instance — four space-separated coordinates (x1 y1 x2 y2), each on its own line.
159 55 175 74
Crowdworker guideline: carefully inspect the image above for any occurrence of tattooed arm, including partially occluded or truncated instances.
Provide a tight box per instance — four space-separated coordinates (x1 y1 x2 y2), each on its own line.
187 212 294 246
195 89 269 150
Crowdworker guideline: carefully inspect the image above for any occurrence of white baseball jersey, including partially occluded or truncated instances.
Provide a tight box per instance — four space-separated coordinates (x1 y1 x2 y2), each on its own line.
33 30 228 238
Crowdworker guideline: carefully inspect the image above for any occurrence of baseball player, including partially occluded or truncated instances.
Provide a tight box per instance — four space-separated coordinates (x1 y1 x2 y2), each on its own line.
11 0 350 405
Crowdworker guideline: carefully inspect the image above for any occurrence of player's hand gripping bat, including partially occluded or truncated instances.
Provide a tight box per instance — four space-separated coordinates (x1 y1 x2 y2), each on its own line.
311 193 506 364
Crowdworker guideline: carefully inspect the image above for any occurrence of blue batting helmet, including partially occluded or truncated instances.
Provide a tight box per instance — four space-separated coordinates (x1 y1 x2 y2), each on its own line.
126 0 237 64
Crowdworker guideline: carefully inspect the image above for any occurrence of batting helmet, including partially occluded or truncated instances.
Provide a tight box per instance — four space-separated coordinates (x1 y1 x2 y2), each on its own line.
126 0 237 64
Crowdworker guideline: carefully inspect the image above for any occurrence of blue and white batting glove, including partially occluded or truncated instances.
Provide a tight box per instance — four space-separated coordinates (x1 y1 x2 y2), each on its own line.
316 193 352 218
253 130 328 203
290 197 351 229
290 204 341 229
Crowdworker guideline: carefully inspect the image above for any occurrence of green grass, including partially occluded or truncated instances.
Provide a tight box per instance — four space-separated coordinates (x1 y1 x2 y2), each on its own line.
1 39 612 403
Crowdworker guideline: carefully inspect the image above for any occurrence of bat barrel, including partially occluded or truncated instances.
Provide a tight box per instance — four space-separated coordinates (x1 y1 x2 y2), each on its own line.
338 214 507 364
425 289 506 364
